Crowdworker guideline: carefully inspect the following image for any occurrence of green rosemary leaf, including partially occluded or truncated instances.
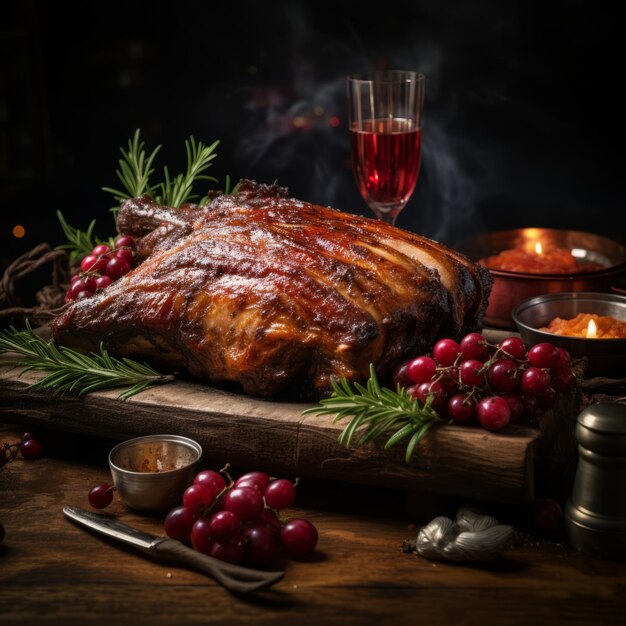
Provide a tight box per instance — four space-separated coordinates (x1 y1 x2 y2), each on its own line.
55 211 100 264
102 128 161 206
303 366 442 463
384 423 417 449
159 137 219 208
405 421 435 463
0 324 174 399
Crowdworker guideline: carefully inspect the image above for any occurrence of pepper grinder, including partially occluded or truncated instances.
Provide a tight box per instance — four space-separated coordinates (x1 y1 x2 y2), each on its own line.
565 402 626 559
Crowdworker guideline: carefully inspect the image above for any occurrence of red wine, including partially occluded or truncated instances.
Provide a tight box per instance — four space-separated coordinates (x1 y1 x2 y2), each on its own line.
350 118 422 208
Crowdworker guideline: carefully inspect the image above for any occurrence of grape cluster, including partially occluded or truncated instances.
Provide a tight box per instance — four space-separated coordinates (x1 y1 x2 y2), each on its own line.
65 235 137 302
165 469 318 567
392 333 576 432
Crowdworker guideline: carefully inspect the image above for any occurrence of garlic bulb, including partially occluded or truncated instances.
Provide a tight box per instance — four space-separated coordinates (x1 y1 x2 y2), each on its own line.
416 507 513 562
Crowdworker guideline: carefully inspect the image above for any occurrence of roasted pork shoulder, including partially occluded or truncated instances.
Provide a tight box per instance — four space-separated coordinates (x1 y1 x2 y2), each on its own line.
51 181 492 397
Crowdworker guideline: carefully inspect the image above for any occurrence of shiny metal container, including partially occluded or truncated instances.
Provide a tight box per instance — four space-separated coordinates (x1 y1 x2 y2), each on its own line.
512 291 626 377
109 434 202 512
565 403 626 559
456 228 626 329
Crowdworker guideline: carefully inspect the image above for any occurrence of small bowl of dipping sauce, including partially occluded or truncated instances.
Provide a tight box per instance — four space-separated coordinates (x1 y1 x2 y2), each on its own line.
109 434 202 512
512 292 626 377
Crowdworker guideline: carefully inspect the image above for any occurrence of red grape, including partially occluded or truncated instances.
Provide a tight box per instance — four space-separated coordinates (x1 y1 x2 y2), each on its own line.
164 506 198 542
223 486 264 522
82 276 97 293
257 508 281 532
519 392 538 419
68 280 89 300
406 385 420 399
94 275 113 290
88 484 114 509
520 367 551 396
280 519 318 557
242 525 279 567
209 510 242 542
447 394 475 423
498 336 527 361
235 471 271 495
264 479 296 510
536 386 557 409
81 254 108 273
391 360 413 389
414 380 447 412
21 438 42 460
460 333 490 362
556 348 571 366
407 356 437 384
182 484 214 514
80 255 99 273
92 244 111 256
487 359 519 392
530 498 563 536
476 396 511 432
210 540 244 565
500 393 524 421
550 365 576 392
459 359 486 388
115 248 135 265
115 235 136 249
191 517 215 554
528 343 560 369
105 257 130 280
76 290 93 300
439 370 460 396
433 338 460 367
194 470 226 495
22 432 34 442
70 274 81 285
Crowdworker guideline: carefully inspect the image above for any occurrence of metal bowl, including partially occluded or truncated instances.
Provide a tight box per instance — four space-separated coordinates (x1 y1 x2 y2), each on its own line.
456 228 626 329
109 434 202 512
512 292 626 377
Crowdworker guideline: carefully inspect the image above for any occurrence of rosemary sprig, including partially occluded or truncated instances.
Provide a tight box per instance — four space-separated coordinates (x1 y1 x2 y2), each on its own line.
154 136 219 207
303 364 441 463
101 128 161 208
55 211 115 265
0 324 174 400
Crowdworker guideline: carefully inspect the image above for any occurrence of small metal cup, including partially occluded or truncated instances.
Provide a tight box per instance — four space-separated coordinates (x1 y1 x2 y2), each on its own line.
109 434 202 512
565 403 626 559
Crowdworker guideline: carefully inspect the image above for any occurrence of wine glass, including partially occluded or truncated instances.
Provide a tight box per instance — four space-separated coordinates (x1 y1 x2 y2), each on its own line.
347 70 425 225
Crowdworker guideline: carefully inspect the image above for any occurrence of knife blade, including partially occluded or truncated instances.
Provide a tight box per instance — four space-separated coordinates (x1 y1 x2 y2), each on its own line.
62 506 284 593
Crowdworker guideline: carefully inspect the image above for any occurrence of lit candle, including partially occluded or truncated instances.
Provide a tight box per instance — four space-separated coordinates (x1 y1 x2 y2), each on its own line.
535 241 543 255
586 318 598 338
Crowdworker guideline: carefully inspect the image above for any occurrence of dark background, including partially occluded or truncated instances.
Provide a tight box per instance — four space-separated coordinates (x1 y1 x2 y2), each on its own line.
1 0 624 273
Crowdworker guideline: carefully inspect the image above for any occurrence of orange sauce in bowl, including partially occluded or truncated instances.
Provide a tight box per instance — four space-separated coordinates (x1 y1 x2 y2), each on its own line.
539 313 626 339
480 247 603 274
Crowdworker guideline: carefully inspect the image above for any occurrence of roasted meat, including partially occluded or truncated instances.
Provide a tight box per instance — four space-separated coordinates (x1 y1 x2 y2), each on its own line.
51 181 492 397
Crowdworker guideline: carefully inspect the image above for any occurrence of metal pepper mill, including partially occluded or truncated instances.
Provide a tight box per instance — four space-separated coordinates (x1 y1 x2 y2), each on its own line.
565 402 626 559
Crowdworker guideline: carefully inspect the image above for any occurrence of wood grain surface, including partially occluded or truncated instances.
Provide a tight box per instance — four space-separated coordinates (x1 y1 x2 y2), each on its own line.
0 424 625 626
0 366 542 503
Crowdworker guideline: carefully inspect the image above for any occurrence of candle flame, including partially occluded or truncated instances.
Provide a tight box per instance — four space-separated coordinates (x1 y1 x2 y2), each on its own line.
535 241 543 255
587 318 597 338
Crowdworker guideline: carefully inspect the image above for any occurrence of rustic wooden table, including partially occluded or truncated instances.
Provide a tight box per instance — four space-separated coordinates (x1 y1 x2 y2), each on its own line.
1 423 625 626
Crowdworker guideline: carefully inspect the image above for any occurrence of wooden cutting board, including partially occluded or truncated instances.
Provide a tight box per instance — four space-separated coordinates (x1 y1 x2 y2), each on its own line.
0 362 579 504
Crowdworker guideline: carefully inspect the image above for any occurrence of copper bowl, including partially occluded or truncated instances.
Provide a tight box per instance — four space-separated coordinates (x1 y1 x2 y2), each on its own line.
456 228 626 329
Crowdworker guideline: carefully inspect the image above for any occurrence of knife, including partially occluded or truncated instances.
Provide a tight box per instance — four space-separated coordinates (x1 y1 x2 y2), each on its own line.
63 506 284 593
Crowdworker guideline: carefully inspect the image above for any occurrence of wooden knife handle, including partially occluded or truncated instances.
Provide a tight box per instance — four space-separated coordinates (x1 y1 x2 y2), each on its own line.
153 538 284 593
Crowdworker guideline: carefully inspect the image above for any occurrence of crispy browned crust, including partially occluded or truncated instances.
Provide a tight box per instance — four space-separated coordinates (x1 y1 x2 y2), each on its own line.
51 181 491 398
